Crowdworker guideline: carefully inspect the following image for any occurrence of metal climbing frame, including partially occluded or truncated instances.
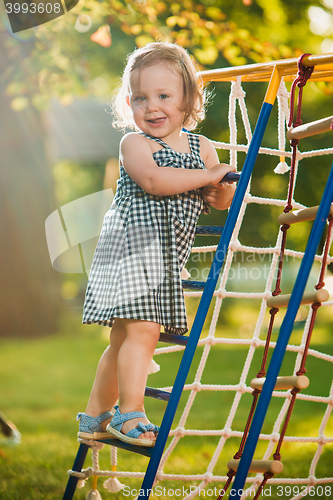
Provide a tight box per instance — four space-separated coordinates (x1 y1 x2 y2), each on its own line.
62 53 333 500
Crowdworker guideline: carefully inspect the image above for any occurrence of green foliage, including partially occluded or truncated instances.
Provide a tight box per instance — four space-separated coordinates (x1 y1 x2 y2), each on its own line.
1 0 331 109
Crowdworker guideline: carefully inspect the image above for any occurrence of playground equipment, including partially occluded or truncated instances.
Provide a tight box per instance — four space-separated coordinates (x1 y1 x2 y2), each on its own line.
63 53 333 500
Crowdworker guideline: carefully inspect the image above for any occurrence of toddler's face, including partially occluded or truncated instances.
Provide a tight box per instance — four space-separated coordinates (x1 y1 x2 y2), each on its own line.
128 62 185 140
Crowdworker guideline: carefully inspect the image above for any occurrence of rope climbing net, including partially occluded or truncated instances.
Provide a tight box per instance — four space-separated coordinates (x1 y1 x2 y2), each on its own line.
69 56 333 500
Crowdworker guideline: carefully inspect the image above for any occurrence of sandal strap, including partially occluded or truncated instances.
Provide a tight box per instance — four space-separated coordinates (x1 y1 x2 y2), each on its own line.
126 421 157 439
111 406 147 432
94 411 113 424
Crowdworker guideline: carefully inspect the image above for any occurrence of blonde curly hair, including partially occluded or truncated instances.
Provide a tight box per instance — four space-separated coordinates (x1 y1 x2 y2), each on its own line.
112 42 206 131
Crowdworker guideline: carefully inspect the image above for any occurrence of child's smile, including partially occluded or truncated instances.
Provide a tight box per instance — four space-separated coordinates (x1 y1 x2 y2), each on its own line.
147 117 167 126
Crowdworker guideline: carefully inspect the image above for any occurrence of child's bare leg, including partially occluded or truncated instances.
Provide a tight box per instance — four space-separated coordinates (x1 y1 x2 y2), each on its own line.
117 318 160 441
85 319 126 429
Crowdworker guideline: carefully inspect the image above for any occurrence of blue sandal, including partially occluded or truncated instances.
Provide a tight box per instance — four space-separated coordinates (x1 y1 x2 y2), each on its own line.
77 410 113 440
106 406 159 447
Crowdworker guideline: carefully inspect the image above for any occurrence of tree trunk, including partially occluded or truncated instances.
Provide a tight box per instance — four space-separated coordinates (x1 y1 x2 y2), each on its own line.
0 39 62 338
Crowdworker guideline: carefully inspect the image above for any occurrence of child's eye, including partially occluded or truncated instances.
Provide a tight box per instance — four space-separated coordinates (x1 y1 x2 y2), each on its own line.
134 96 146 102
159 94 168 99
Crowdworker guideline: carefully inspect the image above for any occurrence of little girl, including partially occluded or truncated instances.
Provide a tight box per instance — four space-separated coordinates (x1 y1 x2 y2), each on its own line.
77 42 236 447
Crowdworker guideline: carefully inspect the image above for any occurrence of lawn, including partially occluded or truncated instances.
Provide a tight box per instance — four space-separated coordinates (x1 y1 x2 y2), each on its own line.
0 309 332 500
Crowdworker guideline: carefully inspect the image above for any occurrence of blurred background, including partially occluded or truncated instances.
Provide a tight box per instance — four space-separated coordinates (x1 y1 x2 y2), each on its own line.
0 1 333 498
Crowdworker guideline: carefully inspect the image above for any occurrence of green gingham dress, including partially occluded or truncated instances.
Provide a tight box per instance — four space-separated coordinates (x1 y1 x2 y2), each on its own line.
82 132 209 335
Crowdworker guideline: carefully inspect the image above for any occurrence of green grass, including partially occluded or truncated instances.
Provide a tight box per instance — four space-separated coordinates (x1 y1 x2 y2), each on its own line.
0 310 332 500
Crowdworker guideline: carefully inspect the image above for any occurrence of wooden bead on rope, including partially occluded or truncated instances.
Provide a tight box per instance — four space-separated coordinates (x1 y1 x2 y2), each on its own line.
227 459 283 474
266 289 329 308
250 375 309 391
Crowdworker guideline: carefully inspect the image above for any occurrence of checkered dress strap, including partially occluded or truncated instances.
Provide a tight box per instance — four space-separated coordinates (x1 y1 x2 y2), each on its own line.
187 132 201 157
139 132 201 158
139 132 167 149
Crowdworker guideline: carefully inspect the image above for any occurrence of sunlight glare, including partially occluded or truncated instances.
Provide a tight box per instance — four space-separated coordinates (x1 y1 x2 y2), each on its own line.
308 6 333 35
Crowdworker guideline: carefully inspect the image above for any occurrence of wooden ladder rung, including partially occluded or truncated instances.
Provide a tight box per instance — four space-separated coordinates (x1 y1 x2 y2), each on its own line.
287 115 333 140
250 375 309 391
267 289 329 308
228 459 283 474
278 204 333 225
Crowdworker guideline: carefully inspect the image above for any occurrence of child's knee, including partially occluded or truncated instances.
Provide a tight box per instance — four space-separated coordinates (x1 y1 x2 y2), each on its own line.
122 319 160 342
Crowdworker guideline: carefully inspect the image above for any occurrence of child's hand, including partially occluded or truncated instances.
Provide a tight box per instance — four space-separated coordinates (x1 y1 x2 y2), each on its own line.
207 163 236 186
203 163 236 210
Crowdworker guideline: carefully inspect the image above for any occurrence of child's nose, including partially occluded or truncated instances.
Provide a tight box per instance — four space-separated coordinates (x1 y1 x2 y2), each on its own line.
146 98 159 112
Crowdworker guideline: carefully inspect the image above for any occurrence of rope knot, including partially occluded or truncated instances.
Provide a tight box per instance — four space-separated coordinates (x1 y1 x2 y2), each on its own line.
296 53 314 87
238 382 247 394
252 337 261 348
204 471 214 482
318 434 326 445
288 53 314 128
230 79 246 99
308 475 317 486
192 381 202 391
223 427 232 438
175 426 186 437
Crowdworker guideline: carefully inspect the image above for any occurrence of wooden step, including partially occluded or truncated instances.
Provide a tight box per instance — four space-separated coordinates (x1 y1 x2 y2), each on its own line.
278 204 333 225
267 289 329 308
228 459 283 474
145 387 171 401
287 115 333 140
196 225 224 235
250 375 309 391
182 280 206 290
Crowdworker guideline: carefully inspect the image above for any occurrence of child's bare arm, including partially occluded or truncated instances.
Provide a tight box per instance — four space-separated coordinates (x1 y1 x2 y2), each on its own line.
199 136 236 210
121 133 233 197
